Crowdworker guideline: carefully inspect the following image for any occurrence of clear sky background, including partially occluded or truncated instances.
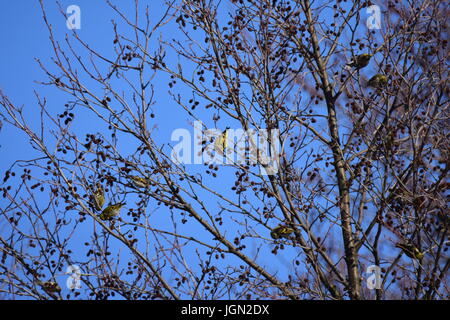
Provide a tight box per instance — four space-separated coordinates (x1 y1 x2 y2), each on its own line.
0 1 189 166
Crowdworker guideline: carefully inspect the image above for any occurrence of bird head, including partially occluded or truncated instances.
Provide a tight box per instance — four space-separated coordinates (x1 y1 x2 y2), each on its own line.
114 202 126 209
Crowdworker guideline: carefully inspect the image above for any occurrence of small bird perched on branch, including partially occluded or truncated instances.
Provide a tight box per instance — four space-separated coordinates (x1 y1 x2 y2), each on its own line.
395 242 424 260
99 203 125 221
40 280 61 294
368 74 388 88
270 225 295 239
347 53 372 69
92 185 105 211
130 175 149 188
214 127 230 156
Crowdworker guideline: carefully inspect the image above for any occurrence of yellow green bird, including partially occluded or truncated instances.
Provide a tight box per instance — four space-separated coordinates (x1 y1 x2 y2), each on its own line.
270 225 295 239
395 242 424 260
130 175 149 188
99 202 125 221
214 127 230 156
40 280 61 294
368 74 388 88
347 53 372 69
92 186 105 211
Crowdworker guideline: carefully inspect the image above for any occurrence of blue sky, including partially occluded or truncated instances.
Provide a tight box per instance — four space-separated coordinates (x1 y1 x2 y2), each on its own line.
0 0 414 299
0 1 280 298
0 1 105 166
0 1 224 198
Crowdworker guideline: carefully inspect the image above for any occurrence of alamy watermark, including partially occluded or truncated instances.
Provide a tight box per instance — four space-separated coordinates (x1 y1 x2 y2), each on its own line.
366 265 382 290
66 5 81 30
170 121 281 175
66 264 82 289
366 5 381 30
